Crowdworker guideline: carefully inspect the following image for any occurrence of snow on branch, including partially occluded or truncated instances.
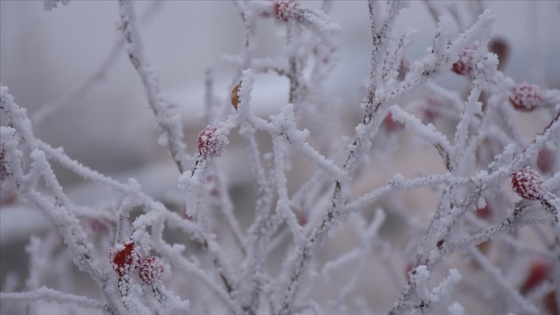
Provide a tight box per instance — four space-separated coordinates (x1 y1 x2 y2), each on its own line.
2 1 559 315
117 0 189 173
0 286 104 310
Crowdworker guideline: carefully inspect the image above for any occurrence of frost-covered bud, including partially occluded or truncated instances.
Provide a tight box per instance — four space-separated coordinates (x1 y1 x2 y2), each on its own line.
139 256 165 286
511 168 544 201
274 0 300 22
451 48 475 76
509 83 544 112
198 126 228 158
110 241 142 277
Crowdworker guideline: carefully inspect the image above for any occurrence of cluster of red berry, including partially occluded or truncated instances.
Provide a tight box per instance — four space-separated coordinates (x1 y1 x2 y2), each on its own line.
452 49 547 112
110 241 164 286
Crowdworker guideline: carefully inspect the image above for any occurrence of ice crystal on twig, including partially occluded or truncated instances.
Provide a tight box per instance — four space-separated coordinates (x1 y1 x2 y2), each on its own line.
1 1 559 315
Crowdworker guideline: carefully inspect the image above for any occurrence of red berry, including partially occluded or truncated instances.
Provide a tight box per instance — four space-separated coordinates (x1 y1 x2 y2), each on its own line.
198 126 227 158
139 256 165 286
383 113 403 132
273 0 300 22
298 215 308 226
509 83 544 112
90 219 108 233
110 241 141 277
404 263 414 281
537 147 555 173
520 259 549 294
424 97 442 122
475 206 491 219
511 168 544 201
451 48 475 76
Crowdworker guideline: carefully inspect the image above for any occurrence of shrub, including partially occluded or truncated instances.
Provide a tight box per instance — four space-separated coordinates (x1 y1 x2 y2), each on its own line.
1 1 559 314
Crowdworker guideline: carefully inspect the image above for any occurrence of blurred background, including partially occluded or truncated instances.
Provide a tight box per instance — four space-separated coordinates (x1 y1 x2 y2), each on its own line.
1 1 559 184
1 1 559 314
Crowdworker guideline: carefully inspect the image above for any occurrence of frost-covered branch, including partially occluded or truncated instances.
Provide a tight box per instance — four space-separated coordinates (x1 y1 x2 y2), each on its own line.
2 1 559 315
0 286 104 310
117 0 189 173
